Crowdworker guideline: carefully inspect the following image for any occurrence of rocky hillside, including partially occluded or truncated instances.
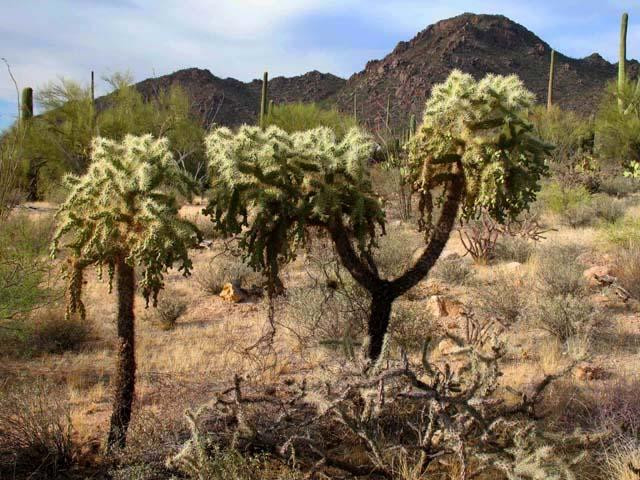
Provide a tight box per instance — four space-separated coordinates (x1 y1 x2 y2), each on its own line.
116 13 637 130
132 68 345 127
333 13 639 130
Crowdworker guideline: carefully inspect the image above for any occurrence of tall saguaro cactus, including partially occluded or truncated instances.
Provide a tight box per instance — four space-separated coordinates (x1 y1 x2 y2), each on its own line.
21 87 40 200
259 71 269 129
353 93 358 123
547 49 555 111
619 12 629 112
409 114 417 138
21 87 33 123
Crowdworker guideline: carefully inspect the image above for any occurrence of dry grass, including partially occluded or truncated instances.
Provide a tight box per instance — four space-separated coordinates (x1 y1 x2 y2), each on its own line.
5 192 640 479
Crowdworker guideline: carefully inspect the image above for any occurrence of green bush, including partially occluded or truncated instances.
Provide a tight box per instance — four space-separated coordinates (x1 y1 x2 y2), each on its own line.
473 271 527 325
264 102 357 139
194 255 257 295
494 236 535 263
533 244 586 297
389 302 436 352
373 227 422 278
431 254 475 285
27 308 89 354
0 213 55 321
599 174 640 197
595 80 640 168
590 194 627 224
0 381 74 478
612 242 640 300
538 182 593 227
143 292 188 331
603 217 640 248
1 308 89 358
526 294 595 343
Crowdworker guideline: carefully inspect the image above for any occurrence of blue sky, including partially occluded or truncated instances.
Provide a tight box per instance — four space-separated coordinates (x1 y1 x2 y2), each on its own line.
1 0 638 129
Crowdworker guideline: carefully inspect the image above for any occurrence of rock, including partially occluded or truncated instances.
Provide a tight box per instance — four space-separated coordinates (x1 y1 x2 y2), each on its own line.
502 261 522 272
219 282 248 303
574 364 609 382
426 295 465 318
583 265 613 288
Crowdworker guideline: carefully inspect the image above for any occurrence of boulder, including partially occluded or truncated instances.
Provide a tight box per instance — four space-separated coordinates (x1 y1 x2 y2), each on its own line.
583 265 613 288
219 282 248 303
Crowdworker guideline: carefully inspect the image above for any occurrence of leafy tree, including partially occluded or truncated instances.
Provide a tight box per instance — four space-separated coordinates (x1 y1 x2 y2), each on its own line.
205 71 551 361
264 102 357 139
22 73 206 199
596 79 640 174
51 134 200 449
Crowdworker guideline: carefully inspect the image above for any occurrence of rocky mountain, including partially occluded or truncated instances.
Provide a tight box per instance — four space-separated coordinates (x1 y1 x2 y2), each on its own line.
118 13 638 130
132 68 345 127
333 13 639 130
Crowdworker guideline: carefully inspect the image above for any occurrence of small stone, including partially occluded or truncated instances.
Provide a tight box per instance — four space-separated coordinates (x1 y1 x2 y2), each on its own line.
583 266 612 288
574 364 608 381
219 282 248 303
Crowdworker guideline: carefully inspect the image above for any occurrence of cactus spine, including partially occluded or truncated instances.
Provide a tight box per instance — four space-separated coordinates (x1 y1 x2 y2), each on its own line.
619 13 629 112
259 71 268 129
21 87 33 124
547 49 555 111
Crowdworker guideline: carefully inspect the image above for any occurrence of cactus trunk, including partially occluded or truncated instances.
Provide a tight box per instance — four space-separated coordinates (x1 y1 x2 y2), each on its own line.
353 93 357 122
21 87 33 123
547 50 555 111
259 71 269 129
619 13 629 112
409 114 416 138
385 95 391 129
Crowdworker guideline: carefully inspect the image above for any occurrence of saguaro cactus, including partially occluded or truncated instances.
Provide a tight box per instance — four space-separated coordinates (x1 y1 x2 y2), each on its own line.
547 49 555 111
409 114 416 138
619 12 629 112
259 71 268 128
21 87 33 123
385 95 391 129
353 93 358 123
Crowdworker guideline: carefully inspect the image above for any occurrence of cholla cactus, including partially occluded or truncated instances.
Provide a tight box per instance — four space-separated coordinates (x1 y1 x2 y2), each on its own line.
52 134 200 449
409 70 549 229
204 125 384 294
205 72 550 361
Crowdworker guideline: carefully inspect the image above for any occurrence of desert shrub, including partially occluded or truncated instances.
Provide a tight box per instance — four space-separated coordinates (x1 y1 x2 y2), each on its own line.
590 193 627 224
494 236 535 263
538 182 594 227
143 291 188 331
0 213 55 321
595 80 640 168
0 381 74 478
389 302 436 352
194 255 257 295
533 244 586 297
603 216 640 248
526 294 595 343
602 440 640 480
599 174 640 197
0 308 89 358
612 242 640 299
431 254 474 285
373 227 422 278
472 270 527 325
264 102 357 139
26 308 89 353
